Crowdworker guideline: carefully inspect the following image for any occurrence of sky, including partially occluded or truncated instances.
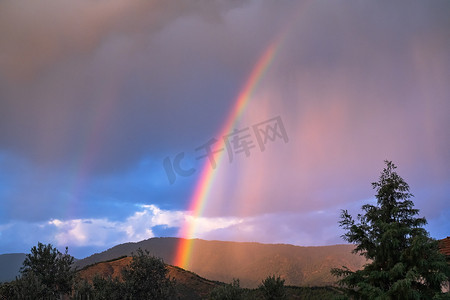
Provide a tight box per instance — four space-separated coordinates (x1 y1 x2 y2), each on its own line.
0 0 449 259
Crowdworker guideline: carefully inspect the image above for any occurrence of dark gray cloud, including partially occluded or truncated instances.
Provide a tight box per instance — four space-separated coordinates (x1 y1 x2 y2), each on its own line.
0 0 252 173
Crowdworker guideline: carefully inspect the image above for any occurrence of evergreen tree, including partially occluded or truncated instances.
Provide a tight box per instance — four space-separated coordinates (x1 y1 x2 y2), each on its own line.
332 161 450 299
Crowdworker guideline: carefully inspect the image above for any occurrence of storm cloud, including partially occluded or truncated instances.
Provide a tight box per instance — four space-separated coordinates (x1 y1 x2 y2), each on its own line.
0 0 449 257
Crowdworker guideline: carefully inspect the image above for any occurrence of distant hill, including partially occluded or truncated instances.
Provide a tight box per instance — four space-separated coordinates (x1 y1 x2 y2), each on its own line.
74 237 179 270
3 237 448 294
0 253 26 283
74 237 367 288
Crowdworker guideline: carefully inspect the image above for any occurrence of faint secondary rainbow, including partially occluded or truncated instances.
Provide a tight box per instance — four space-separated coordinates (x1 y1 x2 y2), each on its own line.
174 31 287 269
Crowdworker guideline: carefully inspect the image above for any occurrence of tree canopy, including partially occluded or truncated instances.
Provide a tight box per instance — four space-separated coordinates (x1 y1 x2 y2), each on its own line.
332 161 450 299
16 242 75 299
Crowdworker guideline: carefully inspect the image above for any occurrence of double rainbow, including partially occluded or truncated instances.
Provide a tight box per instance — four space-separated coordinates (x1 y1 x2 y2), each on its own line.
174 31 287 269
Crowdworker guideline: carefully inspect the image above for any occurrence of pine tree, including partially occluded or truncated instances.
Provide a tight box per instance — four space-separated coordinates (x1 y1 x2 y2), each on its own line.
332 161 450 299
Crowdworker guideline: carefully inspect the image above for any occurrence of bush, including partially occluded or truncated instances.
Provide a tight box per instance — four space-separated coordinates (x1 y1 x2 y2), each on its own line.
121 248 175 299
209 278 244 300
259 275 287 300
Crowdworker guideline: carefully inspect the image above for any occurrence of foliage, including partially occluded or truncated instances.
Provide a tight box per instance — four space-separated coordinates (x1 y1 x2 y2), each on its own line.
72 277 94 300
209 278 244 300
284 286 341 299
12 271 51 299
259 275 287 300
331 161 450 299
21 242 75 296
121 248 175 299
72 275 127 300
209 285 341 300
2 242 75 299
0 282 15 300
92 275 124 300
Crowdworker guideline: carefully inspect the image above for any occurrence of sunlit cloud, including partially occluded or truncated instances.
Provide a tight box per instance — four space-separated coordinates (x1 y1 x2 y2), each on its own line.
0 205 243 253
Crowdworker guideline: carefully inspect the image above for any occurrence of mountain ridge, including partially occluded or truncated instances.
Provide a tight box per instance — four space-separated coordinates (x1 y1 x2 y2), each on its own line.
73 237 366 288
1 238 364 287
2 237 448 289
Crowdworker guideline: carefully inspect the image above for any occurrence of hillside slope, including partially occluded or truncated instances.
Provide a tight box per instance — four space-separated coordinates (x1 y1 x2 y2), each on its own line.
78 256 220 299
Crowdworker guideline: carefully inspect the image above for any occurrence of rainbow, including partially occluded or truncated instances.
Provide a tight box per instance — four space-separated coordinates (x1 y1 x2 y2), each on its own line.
174 31 287 269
